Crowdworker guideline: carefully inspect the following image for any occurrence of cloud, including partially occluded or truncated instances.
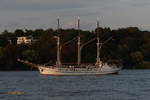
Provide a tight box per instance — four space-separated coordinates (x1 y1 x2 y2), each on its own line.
0 0 88 11
120 0 150 7
0 0 150 32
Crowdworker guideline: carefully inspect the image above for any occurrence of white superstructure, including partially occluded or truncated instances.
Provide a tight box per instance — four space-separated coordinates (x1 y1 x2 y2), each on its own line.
38 64 121 76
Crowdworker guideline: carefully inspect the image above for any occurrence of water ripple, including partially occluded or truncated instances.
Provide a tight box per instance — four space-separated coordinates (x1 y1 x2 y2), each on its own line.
0 70 150 100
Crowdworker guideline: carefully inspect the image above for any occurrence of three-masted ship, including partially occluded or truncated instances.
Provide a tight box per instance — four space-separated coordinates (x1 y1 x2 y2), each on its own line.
18 17 122 76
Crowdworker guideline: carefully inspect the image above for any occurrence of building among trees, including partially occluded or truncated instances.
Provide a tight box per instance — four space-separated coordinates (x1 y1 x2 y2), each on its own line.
17 36 33 45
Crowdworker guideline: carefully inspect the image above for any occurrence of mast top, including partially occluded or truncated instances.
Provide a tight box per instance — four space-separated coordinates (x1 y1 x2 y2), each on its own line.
57 16 60 29
77 16 80 36
57 16 60 34
78 16 80 20
97 16 100 28
77 16 80 30
96 17 100 37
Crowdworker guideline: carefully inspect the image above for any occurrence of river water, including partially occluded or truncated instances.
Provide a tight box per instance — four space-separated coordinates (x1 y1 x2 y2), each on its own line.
0 70 150 100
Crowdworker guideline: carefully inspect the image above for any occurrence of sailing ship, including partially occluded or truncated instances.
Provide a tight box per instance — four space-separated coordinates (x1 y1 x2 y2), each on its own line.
18 17 122 76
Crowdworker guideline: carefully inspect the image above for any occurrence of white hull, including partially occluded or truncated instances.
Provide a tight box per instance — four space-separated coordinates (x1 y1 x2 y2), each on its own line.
38 64 121 76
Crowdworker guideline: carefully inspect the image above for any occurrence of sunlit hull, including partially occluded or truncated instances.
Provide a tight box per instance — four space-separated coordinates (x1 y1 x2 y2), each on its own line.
38 64 121 76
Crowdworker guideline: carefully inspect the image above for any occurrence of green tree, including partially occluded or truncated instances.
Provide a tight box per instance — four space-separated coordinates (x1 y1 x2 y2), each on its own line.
130 51 143 64
14 29 25 37
22 49 38 62
0 47 4 58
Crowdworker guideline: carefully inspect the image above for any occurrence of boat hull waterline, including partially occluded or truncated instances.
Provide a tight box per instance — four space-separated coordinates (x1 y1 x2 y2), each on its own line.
38 65 121 76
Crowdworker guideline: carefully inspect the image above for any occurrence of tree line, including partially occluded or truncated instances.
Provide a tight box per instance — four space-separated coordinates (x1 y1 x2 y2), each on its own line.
0 27 150 70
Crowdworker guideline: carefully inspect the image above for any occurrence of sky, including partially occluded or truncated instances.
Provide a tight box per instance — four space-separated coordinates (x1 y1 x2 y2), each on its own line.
0 0 150 32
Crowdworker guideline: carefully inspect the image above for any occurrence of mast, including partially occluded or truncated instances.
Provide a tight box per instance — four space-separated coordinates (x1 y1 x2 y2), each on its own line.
95 17 101 66
56 16 61 67
77 17 81 66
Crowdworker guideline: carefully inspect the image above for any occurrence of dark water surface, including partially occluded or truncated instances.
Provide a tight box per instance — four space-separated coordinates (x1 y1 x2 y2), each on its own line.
0 70 150 100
